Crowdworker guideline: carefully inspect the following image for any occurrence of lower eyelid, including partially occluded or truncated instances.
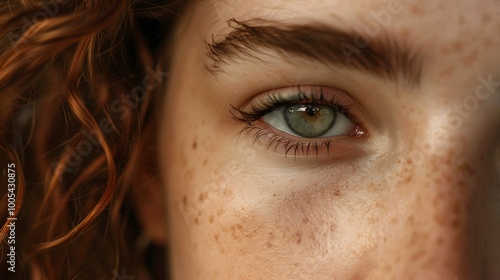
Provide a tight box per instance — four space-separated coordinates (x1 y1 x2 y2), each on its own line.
243 120 366 158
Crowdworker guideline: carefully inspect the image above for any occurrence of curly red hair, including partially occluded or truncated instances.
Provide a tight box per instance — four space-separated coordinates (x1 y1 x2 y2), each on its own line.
0 0 185 278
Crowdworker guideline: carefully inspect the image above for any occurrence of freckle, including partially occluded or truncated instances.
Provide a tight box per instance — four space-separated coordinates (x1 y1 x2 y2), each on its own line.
203 159 208 166
399 28 410 40
198 192 207 202
450 200 461 215
217 209 224 216
229 225 241 240
294 231 302 244
302 217 309 224
482 13 491 24
194 217 199 225
333 188 342 196
329 225 336 233
438 66 455 78
182 195 187 205
434 213 446 226
450 41 464 53
436 236 444 245
308 233 317 242
410 5 424 16
192 141 197 150
223 188 233 196
460 162 476 175
402 174 412 184
209 215 214 223
462 51 478 67
273 193 276 197
411 249 425 261
458 15 466 25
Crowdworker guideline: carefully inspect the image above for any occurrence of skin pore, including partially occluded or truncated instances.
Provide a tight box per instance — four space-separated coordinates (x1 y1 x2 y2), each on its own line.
155 0 500 279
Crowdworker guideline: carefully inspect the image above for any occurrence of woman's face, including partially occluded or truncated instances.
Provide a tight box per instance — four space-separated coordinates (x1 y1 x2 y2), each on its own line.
159 0 500 278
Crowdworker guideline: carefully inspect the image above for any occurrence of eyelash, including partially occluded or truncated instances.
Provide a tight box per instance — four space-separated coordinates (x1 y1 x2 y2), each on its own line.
230 86 365 157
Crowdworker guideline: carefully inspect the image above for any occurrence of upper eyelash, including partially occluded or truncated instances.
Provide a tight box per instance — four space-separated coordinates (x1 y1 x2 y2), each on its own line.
230 87 359 125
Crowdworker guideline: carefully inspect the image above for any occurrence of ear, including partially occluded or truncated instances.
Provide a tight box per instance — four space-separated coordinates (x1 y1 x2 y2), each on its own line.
129 112 167 245
133 171 167 245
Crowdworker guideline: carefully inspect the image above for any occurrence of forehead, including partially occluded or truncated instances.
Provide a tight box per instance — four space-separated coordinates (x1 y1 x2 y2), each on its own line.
204 0 499 27
204 0 500 42
181 0 500 95
195 0 500 49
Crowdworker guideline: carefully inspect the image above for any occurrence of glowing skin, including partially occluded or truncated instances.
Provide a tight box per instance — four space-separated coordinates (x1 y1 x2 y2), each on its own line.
157 0 500 279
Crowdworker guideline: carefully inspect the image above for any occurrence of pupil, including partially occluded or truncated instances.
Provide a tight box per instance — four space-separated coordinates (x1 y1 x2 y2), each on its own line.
306 106 317 116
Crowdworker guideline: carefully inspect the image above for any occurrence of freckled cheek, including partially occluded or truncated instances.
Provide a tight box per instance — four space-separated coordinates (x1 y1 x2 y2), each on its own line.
189 177 380 277
213 192 334 273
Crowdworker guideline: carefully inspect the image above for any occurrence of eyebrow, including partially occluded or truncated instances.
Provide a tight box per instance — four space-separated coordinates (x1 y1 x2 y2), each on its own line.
206 19 423 87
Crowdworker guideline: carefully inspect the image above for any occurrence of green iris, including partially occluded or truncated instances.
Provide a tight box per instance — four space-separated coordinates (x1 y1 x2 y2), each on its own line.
284 104 336 138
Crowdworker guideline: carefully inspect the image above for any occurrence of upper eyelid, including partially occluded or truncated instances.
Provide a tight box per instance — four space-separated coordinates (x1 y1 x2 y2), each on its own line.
231 85 363 126
253 86 359 117
240 85 341 108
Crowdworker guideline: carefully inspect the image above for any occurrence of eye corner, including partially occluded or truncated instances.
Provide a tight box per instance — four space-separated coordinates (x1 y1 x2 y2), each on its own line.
351 124 369 138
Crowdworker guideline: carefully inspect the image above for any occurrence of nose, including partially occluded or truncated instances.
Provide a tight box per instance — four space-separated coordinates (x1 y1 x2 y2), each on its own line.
386 114 500 279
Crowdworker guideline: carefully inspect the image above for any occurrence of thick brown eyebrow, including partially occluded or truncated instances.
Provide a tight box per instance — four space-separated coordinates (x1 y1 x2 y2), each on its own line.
206 19 423 87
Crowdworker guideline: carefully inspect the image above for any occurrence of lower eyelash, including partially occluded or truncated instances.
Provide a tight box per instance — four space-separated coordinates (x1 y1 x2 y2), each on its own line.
238 123 333 158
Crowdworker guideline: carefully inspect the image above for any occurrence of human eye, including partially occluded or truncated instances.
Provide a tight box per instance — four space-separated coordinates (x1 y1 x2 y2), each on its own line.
230 85 368 158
